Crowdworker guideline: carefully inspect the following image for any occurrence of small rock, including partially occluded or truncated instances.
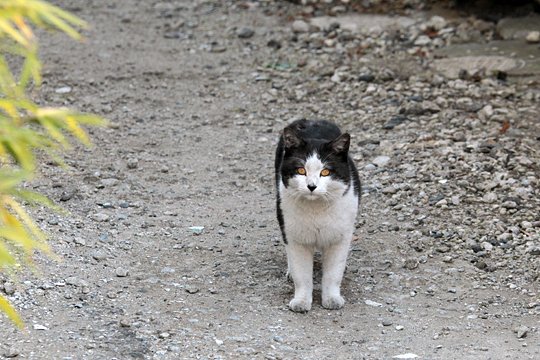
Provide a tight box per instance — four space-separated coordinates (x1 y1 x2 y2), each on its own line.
382 320 393 326
73 237 86 246
481 242 493 251
273 335 284 343
365 299 383 307
33 324 48 330
498 233 513 242
383 115 407 130
127 158 139 169
404 258 419 270
55 86 72 94
364 164 376 171
236 27 254 39
483 193 497 203
292 19 309 33
382 186 399 195
372 155 391 167
515 325 529 339
189 226 204 235
526 31 540 43
3 283 15 295
395 325 405 331
65 277 88 287
60 190 75 201
426 15 447 31
393 353 417 359
414 35 431 46
91 251 107 261
4 347 19 358
267 39 281 49
115 267 129 277
91 213 110 222
358 74 375 82
101 178 119 187
502 201 517 209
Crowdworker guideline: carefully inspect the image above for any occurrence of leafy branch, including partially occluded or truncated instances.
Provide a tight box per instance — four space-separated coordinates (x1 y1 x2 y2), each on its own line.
0 0 106 328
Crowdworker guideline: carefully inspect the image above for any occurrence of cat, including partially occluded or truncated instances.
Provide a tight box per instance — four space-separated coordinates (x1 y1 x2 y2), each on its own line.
275 119 361 312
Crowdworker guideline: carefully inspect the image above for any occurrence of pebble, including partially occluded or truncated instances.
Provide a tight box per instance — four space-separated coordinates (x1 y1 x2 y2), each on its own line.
115 267 129 277
372 155 391 167
127 158 139 169
3 282 15 295
393 354 418 359
426 15 447 31
515 325 529 339
382 320 393 326
291 19 309 33
186 287 200 294
481 242 493 251
91 213 110 222
65 277 88 287
91 251 107 261
365 299 383 307
55 86 72 94
382 186 399 195
4 348 19 358
526 31 540 43
236 27 255 39
383 115 407 130
414 35 431 46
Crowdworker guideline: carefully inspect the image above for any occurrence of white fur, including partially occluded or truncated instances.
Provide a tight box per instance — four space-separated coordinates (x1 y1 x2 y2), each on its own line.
279 153 358 312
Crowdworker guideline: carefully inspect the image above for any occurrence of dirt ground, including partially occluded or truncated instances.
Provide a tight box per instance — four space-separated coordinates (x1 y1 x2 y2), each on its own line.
1 0 539 359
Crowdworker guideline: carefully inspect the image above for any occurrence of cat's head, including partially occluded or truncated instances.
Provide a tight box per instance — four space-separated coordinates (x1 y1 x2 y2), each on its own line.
280 126 351 201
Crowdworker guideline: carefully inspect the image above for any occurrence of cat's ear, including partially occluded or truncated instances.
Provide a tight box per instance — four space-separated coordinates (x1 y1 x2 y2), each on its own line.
282 127 304 149
329 133 350 154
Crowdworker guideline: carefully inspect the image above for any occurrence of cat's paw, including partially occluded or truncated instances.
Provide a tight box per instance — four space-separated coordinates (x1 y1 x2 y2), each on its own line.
289 298 312 313
322 295 345 310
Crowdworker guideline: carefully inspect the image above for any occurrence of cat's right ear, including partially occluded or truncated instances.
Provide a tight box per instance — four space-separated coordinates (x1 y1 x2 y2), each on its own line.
282 127 304 149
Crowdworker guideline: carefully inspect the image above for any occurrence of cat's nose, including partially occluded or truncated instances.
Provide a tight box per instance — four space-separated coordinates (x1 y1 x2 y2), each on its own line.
307 184 317 192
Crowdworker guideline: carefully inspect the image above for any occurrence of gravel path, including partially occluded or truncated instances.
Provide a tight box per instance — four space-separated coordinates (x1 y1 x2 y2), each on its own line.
1 1 539 359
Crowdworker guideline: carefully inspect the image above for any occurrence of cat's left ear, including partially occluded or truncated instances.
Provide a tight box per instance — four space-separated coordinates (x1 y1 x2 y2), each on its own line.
282 127 304 149
329 133 350 154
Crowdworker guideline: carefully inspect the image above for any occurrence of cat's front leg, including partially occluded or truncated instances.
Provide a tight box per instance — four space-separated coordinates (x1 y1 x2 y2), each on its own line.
321 239 351 310
286 242 314 313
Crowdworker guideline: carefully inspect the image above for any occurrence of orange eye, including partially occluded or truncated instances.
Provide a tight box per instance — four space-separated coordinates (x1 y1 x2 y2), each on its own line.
320 169 331 177
297 167 306 175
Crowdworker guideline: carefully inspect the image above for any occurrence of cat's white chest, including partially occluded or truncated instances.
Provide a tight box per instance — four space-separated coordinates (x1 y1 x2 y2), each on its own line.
279 182 358 247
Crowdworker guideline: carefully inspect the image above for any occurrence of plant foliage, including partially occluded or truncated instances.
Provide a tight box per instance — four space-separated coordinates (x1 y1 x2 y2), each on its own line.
0 0 106 328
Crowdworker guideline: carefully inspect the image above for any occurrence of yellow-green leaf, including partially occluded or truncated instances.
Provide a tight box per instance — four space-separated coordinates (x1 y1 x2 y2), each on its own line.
0 295 23 329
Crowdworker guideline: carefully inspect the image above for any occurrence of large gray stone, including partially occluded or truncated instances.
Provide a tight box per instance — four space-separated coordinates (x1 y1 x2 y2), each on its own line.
310 15 416 34
433 40 540 80
497 16 540 40
433 56 521 78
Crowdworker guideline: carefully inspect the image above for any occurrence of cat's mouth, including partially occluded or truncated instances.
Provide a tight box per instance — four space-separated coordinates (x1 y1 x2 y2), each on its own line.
303 192 324 200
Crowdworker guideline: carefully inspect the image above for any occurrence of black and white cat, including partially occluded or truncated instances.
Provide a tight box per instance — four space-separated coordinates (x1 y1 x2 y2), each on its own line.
275 119 361 312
